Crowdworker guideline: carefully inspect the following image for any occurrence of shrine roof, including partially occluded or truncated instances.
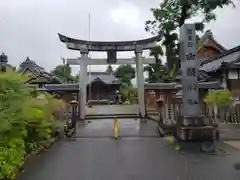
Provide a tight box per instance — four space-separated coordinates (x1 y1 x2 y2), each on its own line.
41 83 79 91
197 30 227 53
200 45 240 72
39 81 119 92
58 33 163 51
221 57 240 68
87 72 120 84
18 57 63 83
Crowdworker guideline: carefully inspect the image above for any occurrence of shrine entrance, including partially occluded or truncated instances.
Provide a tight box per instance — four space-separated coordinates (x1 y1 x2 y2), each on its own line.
58 33 163 120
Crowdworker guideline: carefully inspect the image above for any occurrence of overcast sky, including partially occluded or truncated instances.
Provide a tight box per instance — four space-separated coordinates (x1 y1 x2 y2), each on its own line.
0 0 240 74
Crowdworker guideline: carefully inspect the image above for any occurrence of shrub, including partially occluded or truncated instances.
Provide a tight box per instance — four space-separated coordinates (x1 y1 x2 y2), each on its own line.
0 71 30 179
204 89 232 108
0 71 67 179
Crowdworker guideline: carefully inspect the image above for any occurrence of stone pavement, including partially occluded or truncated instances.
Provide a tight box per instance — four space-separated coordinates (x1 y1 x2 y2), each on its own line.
16 118 240 180
219 124 240 140
86 104 138 115
224 141 240 150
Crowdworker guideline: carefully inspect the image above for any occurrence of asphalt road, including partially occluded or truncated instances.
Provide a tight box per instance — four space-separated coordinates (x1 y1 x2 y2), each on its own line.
16 118 240 180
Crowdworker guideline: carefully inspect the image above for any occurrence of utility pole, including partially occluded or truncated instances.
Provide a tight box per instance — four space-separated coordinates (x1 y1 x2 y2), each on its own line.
88 13 92 101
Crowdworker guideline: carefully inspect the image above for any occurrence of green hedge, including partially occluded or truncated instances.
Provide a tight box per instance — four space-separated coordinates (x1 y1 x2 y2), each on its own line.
0 71 66 180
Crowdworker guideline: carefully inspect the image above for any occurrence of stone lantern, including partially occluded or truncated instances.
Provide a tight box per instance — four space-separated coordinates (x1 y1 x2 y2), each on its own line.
0 52 8 72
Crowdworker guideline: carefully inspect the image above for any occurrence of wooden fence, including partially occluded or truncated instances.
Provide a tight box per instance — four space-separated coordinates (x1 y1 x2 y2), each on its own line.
202 104 240 124
157 103 240 140
157 103 240 125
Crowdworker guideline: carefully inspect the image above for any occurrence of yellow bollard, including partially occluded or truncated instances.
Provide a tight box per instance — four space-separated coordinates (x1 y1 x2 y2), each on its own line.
113 117 118 139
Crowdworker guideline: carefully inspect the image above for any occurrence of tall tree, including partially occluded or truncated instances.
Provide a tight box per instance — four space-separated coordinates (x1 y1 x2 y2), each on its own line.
144 44 172 83
145 0 235 71
51 64 75 82
114 64 135 86
144 62 173 83
106 65 113 73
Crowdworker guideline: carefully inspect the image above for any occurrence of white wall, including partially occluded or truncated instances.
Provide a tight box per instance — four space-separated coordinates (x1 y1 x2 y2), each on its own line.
228 69 238 79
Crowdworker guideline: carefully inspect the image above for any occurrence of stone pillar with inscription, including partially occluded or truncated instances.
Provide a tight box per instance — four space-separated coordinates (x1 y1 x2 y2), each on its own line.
178 24 216 144
79 47 89 120
135 46 146 119
178 24 201 140
180 24 200 125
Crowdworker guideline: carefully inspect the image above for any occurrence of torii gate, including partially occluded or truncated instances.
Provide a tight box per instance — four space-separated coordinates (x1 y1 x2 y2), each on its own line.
58 33 163 120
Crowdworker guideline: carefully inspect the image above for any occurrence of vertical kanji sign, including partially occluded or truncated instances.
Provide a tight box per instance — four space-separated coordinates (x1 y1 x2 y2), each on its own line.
180 24 200 118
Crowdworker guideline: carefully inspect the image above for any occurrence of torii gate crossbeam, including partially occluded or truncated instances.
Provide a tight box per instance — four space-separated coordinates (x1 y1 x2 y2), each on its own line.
67 57 156 65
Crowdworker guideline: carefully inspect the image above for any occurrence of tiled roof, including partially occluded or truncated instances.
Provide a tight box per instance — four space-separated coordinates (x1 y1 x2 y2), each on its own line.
18 57 63 83
41 83 79 91
200 45 240 72
197 30 227 53
39 80 119 92
87 72 120 84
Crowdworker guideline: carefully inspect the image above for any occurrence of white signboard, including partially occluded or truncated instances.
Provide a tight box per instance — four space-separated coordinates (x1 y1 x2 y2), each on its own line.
180 24 200 118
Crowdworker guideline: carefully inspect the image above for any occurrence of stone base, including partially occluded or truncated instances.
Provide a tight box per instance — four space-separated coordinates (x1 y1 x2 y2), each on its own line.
176 126 217 153
177 140 216 153
177 126 216 141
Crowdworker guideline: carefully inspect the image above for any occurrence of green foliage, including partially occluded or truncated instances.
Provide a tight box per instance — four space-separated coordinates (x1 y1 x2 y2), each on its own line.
119 83 137 104
114 64 135 86
128 87 138 104
74 74 80 82
149 45 164 63
145 0 235 71
51 64 75 82
204 90 232 107
170 62 177 77
0 71 30 179
0 71 66 179
144 62 174 83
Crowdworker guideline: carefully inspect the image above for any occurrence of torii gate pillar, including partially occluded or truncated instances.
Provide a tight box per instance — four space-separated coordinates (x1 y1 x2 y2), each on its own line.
79 48 88 120
135 46 146 118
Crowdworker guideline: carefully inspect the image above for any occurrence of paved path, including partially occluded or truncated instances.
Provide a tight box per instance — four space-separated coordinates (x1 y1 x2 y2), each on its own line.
225 141 240 150
86 104 138 115
75 118 158 138
219 124 240 140
16 118 240 180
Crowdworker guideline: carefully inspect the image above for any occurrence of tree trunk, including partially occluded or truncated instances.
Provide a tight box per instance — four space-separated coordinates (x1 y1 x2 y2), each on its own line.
179 4 188 27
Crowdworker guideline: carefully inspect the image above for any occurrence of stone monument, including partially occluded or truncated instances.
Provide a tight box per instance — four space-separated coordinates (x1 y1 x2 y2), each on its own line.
177 24 216 144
